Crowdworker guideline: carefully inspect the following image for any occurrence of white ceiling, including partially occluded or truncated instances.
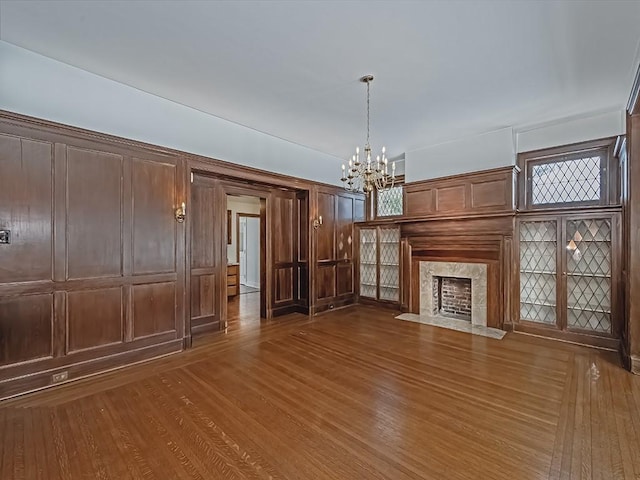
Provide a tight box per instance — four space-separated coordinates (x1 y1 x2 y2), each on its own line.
1 0 639 160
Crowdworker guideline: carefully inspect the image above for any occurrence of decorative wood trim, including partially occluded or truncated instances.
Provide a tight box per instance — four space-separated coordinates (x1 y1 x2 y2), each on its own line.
0 339 182 401
513 324 619 351
404 166 518 218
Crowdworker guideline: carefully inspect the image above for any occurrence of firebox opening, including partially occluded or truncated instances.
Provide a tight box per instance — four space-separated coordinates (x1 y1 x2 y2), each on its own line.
432 276 472 321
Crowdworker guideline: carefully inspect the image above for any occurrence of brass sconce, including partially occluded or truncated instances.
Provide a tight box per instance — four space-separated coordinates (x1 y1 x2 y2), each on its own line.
313 215 323 230
175 202 186 223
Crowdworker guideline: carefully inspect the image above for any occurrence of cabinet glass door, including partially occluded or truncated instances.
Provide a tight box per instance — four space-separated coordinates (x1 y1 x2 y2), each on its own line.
565 218 612 333
519 220 558 326
359 229 377 298
378 228 400 301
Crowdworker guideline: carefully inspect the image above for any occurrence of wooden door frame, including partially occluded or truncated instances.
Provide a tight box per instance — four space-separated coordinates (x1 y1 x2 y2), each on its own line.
186 167 305 341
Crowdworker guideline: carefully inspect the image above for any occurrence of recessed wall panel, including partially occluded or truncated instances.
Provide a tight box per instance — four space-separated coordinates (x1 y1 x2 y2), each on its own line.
132 159 176 275
67 147 122 279
0 135 53 283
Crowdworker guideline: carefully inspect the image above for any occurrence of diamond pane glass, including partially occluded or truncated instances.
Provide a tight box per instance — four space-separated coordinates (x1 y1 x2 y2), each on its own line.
520 221 557 325
377 185 403 217
379 228 399 301
566 219 611 333
531 156 601 205
359 229 377 298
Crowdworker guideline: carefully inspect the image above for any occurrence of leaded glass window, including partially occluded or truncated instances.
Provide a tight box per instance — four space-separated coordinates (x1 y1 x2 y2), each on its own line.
376 185 403 217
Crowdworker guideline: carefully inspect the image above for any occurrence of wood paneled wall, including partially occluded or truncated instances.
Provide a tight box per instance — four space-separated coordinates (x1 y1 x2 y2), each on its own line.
625 98 640 372
0 111 364 398
0 120 186 399
404 166 518 218
311 187 366 314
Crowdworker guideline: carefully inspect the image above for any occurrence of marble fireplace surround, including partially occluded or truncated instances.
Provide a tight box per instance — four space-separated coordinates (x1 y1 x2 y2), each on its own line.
420 261 488 327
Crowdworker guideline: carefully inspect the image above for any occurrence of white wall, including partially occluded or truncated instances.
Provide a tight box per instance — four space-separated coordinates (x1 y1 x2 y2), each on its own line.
515 109 625 153
405 128 515 182
0 41 343 185
243 217 261 289
0 41 627 186
227 196 261 264
404 110 626 182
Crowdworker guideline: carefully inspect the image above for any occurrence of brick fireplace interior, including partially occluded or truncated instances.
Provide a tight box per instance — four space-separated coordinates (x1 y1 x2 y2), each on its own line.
432 276 472 321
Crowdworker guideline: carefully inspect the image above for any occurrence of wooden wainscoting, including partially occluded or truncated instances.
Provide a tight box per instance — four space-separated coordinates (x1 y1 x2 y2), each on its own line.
0 118 186 400
312 186 366 314
404 165 518 219
0 110 366 399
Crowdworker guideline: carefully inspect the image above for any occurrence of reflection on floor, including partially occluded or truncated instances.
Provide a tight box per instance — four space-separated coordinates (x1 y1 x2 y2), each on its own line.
3 305 639 479
227 291 261 330
239 284 260 294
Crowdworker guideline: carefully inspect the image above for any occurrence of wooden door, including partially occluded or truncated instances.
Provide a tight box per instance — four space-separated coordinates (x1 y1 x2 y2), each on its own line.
190 174 222 334
312 187 365 314
270 189 299 316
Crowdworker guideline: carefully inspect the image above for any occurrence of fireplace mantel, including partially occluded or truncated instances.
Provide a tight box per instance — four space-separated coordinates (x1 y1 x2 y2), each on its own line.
400 217 515 331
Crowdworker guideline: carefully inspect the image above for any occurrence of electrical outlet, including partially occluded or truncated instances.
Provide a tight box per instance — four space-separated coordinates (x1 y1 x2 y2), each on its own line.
52 371 68 383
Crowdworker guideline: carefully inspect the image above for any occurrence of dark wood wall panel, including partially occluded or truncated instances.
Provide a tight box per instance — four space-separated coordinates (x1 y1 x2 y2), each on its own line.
191 182 216 269
298 193 309 262
317 193 335 261
274 196 294 263
436 185 466 212
132 159 176 275
190 175 221 332
471 179 508 208
404 166 517 219
337 264 353 296
189 273 216 322
67 287 123 352
312 188 362 313
66 147 122 279
298 264 308 302
0 294 53 366
0 114 185 399
317 265 336 300
0 134 53 283
337 196 354 261
133 282 176 339
269 190 299 316
406 188 434 217
275 267 294 303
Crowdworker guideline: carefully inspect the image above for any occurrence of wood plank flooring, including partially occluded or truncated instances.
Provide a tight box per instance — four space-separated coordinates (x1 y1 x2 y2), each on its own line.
2 302 640 479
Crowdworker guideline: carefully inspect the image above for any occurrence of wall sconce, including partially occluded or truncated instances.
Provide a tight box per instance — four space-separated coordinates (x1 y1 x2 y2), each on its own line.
175 202 186 223
313 215 323 230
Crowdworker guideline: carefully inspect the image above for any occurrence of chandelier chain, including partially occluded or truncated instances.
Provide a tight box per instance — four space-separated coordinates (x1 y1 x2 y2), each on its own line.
366 80 370 147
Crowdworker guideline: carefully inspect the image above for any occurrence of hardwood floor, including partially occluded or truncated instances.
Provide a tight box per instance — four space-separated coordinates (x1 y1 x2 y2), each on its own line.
2 305 640 479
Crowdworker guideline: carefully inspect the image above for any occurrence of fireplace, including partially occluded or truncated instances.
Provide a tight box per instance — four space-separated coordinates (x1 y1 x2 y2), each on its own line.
420 261 488 327
432 276 472 320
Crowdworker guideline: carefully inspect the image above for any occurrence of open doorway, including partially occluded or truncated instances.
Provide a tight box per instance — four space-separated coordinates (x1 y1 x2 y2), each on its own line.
226 195 263 327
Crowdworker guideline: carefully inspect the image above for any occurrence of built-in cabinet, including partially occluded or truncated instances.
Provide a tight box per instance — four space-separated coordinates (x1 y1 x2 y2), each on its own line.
358 226 401 303
518 212 620 346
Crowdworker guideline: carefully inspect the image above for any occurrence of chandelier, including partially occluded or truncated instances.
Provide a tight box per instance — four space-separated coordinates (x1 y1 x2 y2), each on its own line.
341 75 396 194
